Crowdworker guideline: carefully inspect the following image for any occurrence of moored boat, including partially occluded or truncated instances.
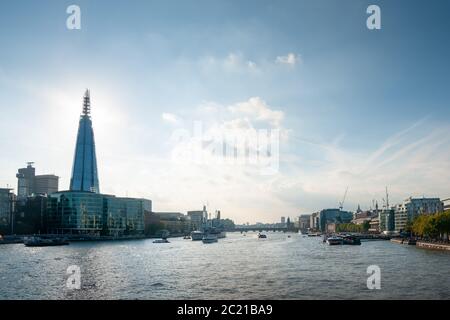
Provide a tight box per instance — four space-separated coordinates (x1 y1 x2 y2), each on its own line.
308 233 321 237
326 236 344 245
202 234 218 244
24 236 69 247
153 238 170 243
342 235 361 245
191 231 204 241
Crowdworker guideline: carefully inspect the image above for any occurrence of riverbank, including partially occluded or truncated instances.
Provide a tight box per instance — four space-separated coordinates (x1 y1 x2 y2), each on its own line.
390 238 450 251
390 238 417 245
0 233 187 245
416 241 450 251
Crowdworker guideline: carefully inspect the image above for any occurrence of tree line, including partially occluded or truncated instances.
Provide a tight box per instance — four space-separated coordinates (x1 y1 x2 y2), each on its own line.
336 221 370 233
410 210 450 241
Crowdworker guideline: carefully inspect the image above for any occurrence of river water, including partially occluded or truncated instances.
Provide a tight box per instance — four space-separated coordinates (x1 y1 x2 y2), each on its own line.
0 232 449 299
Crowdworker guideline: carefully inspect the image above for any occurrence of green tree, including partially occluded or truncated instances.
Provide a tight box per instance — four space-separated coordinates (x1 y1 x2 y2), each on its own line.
412 210 450 241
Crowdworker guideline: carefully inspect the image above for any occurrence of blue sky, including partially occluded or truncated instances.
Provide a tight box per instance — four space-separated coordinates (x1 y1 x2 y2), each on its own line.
1 0 449 223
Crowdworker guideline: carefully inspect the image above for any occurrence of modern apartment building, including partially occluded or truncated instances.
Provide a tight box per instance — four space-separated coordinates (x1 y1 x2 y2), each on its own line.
394 197 444 232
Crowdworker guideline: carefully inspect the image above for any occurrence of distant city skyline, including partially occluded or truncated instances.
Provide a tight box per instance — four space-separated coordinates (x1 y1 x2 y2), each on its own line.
1 0 450 224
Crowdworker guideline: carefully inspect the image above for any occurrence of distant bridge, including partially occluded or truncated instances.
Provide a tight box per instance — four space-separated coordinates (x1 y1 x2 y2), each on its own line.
233 227 298 233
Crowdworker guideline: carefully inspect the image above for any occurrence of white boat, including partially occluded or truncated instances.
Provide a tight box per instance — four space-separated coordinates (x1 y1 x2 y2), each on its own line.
326 236 344 245
308 233 321 237
191 231 204 241
202 234 218 244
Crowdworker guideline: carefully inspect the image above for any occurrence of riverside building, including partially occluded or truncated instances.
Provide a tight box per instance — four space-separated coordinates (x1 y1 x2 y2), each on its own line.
16 162 59 200
0 188 14 232
394 197 444 232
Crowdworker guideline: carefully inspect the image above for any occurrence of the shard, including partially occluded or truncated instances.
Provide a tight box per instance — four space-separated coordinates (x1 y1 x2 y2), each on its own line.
69 89 100 193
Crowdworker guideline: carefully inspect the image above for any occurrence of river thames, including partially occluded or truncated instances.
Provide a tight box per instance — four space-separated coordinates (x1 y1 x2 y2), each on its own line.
0 232 449 300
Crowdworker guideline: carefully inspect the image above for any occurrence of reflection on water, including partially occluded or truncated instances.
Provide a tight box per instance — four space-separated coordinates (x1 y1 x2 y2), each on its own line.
1 232 449 299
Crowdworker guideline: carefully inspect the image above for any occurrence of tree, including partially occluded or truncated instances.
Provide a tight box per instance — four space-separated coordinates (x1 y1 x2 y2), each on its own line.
412 210 450 241
362 221 370 232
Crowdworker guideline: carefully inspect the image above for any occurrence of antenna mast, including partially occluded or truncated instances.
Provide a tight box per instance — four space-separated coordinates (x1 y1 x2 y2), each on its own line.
82 89 91 116
385 186 389 209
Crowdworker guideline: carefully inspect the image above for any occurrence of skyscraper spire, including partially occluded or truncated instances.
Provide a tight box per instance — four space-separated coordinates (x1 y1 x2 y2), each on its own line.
82 89 91 116
69 89 100 193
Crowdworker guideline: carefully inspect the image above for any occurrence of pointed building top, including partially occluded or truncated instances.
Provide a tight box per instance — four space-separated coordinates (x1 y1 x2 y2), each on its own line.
82 89 91 116
70 89 100 193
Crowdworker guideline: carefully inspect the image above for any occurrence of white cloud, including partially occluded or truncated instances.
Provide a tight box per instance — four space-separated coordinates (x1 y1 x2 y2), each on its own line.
275 53 301 66
161 112 179 124
228 97 284 127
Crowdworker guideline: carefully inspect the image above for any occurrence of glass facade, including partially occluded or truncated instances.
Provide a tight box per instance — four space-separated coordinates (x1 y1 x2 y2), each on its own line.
47 191 151 236
394 198 444 232
69 90 100 193
0 188 13 228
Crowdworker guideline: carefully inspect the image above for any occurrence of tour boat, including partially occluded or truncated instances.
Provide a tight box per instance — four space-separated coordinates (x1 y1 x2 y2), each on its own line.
202 234 218 244
326 236 344 245
191 231 204 241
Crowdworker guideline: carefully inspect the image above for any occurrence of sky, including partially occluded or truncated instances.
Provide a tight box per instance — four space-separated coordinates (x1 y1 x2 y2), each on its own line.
0 0 449 224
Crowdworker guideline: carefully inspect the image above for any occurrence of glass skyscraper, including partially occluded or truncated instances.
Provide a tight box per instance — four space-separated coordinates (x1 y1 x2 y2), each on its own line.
46 89 152 236
69 90 100 193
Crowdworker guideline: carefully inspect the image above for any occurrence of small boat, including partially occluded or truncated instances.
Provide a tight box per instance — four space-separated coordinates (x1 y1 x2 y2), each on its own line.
191 231 204 241
202 234 218 244
326 236 344 245
183 235 191 240
342 235 361 245
404 238 417 245
308 233 321 237
153 238 170 243
257 233 267 239
24 236 69 247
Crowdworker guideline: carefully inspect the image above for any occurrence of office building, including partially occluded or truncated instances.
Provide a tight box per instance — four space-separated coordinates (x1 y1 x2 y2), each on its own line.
0 188 14 231
14 195 48 234
16 163 35 199
394 197 444 232
47 191 151 236
310 212 320 230
379 209 395 232
443 198 450 211
187 210 204 230
154 212 186 220
34 175 59 195
16 163 59 199
318 209 353 232
298 214 311 232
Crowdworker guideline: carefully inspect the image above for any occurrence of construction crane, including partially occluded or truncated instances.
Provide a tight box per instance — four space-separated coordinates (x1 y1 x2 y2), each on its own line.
339 186 349 211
